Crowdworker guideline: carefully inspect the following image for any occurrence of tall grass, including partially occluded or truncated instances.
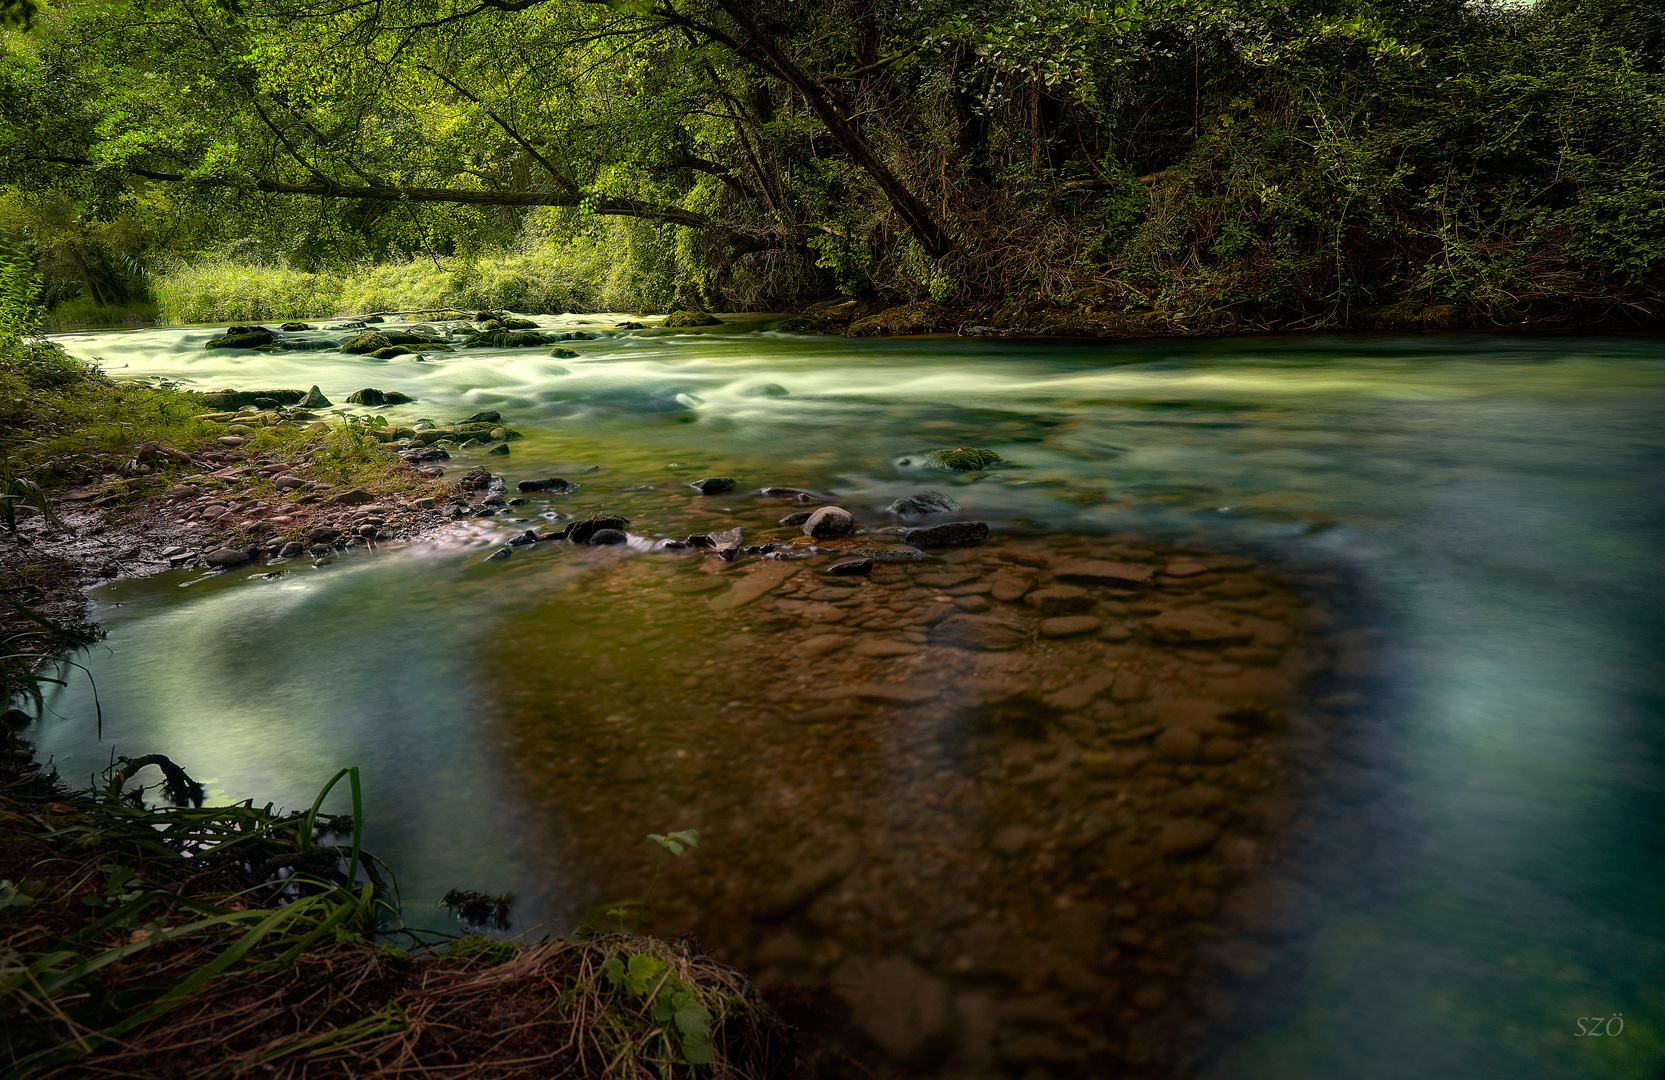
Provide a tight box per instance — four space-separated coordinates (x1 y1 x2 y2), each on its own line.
152 218 682 324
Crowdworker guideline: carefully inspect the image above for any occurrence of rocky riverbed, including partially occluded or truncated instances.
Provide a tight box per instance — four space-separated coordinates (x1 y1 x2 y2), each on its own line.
471 515 1369 1078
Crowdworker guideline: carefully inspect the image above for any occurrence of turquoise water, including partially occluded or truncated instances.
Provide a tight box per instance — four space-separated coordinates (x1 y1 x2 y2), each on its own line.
33 319 1665 1077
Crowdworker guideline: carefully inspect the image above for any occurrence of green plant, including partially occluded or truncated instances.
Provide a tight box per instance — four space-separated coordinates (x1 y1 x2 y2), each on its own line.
601 950 716 1066
0 452 64 533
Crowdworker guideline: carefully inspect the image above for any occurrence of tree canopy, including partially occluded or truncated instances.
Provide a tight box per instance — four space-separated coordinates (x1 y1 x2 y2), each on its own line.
2 0 1661 317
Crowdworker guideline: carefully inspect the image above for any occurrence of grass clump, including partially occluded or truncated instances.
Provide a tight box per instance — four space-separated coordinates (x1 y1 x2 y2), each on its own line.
0 732 797 1079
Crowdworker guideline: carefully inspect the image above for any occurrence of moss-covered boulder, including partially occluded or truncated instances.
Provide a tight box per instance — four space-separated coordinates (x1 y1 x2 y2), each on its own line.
847 302 951 337
662 310 723 328
551 347 579 358
200 388 305 410
205 325 274 349
279 322 315 331
925 447 1005 470
370 346 413 359
501 317 538 330
555 330 596 340
340 331 392 354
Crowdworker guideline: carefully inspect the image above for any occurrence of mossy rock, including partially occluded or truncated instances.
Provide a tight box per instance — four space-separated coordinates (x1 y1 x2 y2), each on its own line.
370 346 413 359
205 325 274 349
341 331 392 355
662 310 723 328
555 331 596 340
413 343 454 353
501 317 538 330
345 388 414 406
551 347 579 358
279 322 315 332
200 389 305 410
926 447 1005 471
478 319 505 331
847 302 951 337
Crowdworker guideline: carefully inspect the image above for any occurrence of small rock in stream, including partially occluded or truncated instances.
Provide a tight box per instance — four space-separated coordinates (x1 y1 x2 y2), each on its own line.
802 505 854 539
886 490 961 517
691 476 737 494
484 547 511 562
903 520 990 547
825 558 874 576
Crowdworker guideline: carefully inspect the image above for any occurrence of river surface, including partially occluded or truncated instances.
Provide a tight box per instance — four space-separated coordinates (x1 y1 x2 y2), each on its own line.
33 317 1665 1079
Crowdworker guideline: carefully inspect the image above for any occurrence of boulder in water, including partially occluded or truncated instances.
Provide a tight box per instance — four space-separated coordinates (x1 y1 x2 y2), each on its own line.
662 310 723 327
924 447 1003 470
340 331 391 354
461 410 501 424
205 325 274 349
690 476 736 494
298 385 331 408
803 505 854 539
551 347 579 358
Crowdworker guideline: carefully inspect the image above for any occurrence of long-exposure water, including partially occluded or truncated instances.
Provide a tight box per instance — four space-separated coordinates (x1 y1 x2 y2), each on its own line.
30 317 1665 1078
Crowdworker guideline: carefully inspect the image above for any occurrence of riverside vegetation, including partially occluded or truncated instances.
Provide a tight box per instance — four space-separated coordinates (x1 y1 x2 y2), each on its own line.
0 0 1659 331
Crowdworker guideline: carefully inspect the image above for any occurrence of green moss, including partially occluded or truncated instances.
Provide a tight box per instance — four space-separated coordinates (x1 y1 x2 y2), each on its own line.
926 447 1005 470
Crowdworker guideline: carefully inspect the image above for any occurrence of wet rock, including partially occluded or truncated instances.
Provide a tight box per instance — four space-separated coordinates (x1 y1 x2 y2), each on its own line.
1051 559 1155 588
886 490 961 517
851 638 918 657
551 347 579 358
1025 586 1093 615
662 309 723 327
204 548 251 568
1110 672 1147 701
484 547 511 562
329 488 376 505
566 515 631 544
779 510 813 527
308 527 342 544
826 558 873 576
831 957 951 1064
954 596 991 613
370 346 412 359
802 505 854 539
1143 608 1252 644
555 330 596 340
760 486 815 499
904 520 989 547
486 443 509 456
457 468 496 491
924 447 1003 470
930 613 1027 651
278 542 303 557
517 478 570 493
690 476 736 494
1040 615 1102 638
340 331 391 355
589 528 628 545
461 410 501 424
205 325 274 349
991 825 1039 856
279 322 314 332
614 321 646 329
1164 561 1209 577
1158 818 1221 858
346 388 388 405
298 385 331 408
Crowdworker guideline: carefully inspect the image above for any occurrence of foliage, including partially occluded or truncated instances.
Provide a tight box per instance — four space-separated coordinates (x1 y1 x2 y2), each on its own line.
0 0 1659 323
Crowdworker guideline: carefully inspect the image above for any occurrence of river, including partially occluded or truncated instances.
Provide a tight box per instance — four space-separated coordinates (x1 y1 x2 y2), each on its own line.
32 317 1665 1078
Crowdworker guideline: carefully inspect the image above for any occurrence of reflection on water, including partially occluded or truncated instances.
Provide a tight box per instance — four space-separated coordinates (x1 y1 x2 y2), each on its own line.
33 322 1665 1077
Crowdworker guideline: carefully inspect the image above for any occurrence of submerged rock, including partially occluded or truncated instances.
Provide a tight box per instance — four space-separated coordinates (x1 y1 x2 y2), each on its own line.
690 476 736 494
886 490 961 517
903 520 990 547
567 515 630 544
588 528 628 545
1142 608 1252 644
825 558 873 576
930 613 1027 651
486 443 509 456
614 320 646 329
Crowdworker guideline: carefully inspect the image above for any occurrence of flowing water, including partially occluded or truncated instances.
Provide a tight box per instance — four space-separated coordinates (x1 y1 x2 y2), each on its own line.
30 318 1665 1078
